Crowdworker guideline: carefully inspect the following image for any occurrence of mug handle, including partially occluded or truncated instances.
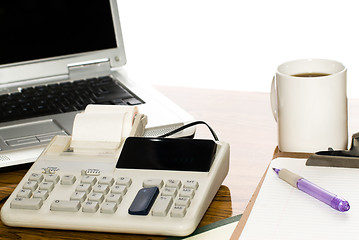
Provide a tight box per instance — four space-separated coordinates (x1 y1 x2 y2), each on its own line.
270 76 278 122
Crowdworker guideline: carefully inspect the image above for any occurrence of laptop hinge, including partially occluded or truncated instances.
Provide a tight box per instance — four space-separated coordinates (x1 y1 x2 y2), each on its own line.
68 58 111 79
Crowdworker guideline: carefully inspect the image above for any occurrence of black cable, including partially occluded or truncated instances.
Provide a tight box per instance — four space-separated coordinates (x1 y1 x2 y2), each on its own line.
158 121 219 141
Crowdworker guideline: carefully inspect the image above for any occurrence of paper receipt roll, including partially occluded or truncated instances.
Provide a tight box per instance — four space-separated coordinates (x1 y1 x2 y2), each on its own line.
70 105 138 152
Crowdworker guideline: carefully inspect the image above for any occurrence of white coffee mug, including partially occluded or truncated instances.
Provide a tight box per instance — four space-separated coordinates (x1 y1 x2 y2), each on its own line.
271 59 348 153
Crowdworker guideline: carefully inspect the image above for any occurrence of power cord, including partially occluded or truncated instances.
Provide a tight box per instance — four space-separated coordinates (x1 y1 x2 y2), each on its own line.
158 121 219 141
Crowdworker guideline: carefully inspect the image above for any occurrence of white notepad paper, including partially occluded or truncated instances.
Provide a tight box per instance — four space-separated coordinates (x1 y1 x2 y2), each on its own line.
239 157 359 240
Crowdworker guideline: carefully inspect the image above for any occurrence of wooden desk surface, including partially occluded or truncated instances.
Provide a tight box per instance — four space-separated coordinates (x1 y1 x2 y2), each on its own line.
0 86 278 239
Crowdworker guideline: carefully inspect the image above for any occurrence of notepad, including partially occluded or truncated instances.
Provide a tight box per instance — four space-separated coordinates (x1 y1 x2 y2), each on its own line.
239 157 359 240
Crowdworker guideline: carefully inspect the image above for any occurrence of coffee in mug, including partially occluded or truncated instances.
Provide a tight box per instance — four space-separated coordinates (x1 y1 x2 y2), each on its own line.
291 72 330 78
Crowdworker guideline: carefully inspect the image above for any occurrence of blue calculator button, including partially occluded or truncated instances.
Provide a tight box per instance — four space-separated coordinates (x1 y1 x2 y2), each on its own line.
128 187 159 215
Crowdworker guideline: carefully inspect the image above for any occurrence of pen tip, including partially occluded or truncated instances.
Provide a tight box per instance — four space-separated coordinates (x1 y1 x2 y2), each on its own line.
339 201 350 212
272 168 280 174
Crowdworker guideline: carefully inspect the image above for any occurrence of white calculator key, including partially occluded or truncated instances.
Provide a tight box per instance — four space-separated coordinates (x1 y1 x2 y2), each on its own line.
98 176 114 186
76 183 92 194
166 179 182 189
10 197 43 210
116 177 132 187
88 192 104 203
33 190 49 201
93 184 109 194
171 206 187 218
152 196 173 216
70 191 87 202
175 197 191 207
143 179 164 188
111 185 127 195
179 188 195 199
183 180 199 190
39 182 55 192
50 200 81 212
106 193 122 204
81 175 97 186
61 175 76 185
161 187 177 198
45 174 60 183
82 201 99 213
101 202 118 214
28 173 44 183
23 181 38 191
17 189 32 198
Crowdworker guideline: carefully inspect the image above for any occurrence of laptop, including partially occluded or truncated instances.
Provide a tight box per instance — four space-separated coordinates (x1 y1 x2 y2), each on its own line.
0 0 194 169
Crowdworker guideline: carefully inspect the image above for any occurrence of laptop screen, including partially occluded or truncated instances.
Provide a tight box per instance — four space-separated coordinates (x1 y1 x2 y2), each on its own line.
0 0 117 65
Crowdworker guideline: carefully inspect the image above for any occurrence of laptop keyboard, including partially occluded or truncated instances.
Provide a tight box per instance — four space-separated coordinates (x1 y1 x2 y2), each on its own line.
0 76 143 123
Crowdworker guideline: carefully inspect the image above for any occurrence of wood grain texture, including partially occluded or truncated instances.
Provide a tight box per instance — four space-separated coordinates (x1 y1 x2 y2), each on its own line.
0 86 278 239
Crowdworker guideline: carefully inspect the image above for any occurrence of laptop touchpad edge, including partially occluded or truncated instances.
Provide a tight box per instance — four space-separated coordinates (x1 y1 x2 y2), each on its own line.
0 120 68 147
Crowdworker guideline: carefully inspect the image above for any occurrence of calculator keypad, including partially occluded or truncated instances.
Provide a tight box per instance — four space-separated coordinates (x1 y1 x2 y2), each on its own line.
10 172 199 218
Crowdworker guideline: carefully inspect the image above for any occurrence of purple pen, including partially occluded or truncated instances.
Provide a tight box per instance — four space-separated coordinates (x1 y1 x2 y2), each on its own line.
272 168 350 212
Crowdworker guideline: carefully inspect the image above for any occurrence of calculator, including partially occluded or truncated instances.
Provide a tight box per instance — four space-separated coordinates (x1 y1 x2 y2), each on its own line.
1 136 230 237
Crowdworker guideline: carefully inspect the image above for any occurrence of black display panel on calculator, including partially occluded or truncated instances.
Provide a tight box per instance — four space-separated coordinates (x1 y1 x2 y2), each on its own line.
116 137 217 172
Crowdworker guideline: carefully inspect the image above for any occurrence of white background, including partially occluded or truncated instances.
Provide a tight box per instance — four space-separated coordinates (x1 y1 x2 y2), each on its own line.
117 0 359 98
